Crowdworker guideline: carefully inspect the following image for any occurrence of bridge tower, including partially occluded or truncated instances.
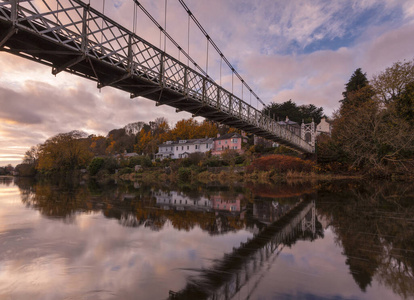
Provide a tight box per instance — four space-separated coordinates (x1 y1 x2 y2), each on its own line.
301 119 316 149
301 200 316 236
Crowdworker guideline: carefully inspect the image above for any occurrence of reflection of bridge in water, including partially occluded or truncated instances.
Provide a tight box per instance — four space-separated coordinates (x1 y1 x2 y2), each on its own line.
169 199 316 300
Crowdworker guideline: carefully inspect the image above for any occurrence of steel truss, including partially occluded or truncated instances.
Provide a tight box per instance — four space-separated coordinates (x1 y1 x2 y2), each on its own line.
0 0 314 153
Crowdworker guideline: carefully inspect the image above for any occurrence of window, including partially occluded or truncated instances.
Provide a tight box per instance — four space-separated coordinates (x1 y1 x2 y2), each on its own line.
176 146 178 150
206 143 209 148
195 145 198 150
182 146 184 150
233 146 237 149
232 138 238 143
187 146 189 150
225 140 227 144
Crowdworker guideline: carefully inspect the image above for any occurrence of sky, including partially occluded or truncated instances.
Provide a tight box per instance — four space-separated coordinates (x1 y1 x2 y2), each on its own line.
1 0 414 166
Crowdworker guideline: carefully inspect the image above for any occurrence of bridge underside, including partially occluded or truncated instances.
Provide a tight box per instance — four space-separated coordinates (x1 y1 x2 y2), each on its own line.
0 2 313 153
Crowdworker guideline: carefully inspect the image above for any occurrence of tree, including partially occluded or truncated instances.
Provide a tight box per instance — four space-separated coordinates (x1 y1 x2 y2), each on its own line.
170 118 200 140
23 145 40 165
330 61 414 174
263 100 324 124
371 59 414 104
341 68 369 107
393 81 414 124
37 130 93 172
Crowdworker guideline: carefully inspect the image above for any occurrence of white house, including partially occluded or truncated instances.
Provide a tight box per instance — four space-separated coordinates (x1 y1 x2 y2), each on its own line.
316 117 332 135
154 190 212 211
155 138 214 160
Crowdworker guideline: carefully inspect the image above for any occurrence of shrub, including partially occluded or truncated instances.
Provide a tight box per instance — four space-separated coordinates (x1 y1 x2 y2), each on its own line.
246 154 314 173
178 167 192 181
128 156 152 168
118 167 133 175
88 157 105 176
15 163 36 177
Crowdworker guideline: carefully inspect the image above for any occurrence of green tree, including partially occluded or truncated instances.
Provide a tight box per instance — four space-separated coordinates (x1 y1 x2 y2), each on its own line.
263 100 324 124
341 68 370 108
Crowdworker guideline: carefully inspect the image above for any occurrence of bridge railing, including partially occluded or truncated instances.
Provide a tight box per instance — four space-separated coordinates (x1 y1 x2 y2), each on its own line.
0 0 314 153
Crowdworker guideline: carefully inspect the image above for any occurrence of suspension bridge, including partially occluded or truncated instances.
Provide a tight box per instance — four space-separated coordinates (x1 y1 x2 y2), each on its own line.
0 0 314 153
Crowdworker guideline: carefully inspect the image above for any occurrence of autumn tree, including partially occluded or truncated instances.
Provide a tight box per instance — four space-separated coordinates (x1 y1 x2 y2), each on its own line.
23 145 40 165
106 128 135 154
371 59 414 104
89 135 107 156
37 130 93 172
330 60 414 174
134 117 171 156
170 118 200 140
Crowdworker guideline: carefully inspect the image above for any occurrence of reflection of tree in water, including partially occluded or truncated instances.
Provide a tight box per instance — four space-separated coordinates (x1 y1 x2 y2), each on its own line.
317 181 414 297
0 176 14 186
14 180 252 234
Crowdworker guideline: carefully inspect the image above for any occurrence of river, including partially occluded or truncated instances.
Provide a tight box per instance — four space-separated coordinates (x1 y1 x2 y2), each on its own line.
0 176 413 300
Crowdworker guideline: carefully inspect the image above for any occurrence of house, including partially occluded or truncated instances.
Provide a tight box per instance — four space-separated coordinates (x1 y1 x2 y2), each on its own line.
316 117 333 136
278 116 301 136
210 193 243 212
211 132 245 155
154 190 211 211
155 138 214 160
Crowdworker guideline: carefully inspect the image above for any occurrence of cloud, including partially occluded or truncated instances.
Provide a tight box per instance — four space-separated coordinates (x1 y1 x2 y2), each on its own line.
1 0 413 165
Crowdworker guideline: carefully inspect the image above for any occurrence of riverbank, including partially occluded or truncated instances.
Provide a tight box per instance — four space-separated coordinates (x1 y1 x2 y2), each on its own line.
115 166 363 185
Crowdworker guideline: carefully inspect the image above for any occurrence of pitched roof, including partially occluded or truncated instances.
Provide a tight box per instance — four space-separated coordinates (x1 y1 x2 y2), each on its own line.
214 133 242 140
159 138 214 147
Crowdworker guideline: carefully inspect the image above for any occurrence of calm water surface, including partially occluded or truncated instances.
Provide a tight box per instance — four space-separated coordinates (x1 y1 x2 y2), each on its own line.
0 177 413 300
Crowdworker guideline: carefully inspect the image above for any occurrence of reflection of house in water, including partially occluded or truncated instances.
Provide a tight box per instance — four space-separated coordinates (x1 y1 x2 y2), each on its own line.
210 193 243 212
154 190 211 211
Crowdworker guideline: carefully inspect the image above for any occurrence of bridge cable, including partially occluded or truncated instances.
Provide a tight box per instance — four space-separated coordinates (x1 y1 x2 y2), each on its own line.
132 0 209 78
164 0 167 53
206 37 208 76
133 1 137 34
176 0 266 107
220 57 222 86
101 0 105 45
187 13 190 66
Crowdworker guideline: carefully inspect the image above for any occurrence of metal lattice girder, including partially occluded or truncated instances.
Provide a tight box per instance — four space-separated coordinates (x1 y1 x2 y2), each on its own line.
0 0 314 153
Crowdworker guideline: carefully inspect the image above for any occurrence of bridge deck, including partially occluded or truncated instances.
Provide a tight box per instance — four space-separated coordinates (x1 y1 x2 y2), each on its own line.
0 0 314 153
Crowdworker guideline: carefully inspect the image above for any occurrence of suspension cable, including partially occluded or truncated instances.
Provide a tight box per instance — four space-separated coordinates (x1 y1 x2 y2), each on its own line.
133 0 209 78
133 1 137 34
101 0 105 44
176 0 265 107
164 0 167 53
187 13 190 66
206 37 209 76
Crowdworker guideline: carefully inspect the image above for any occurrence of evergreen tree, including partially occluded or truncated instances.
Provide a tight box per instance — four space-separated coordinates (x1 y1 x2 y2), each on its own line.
340 68 370 109
263 100 324 124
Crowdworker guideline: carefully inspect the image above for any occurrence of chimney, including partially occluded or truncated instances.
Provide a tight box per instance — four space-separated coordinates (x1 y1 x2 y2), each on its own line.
217 133 220 138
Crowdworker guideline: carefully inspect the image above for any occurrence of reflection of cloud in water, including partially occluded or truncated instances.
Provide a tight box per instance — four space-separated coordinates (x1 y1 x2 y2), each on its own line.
0 185 254 299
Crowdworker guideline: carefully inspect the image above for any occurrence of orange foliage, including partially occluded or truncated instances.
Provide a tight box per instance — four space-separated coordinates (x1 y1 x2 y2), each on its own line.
246 154 315 173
